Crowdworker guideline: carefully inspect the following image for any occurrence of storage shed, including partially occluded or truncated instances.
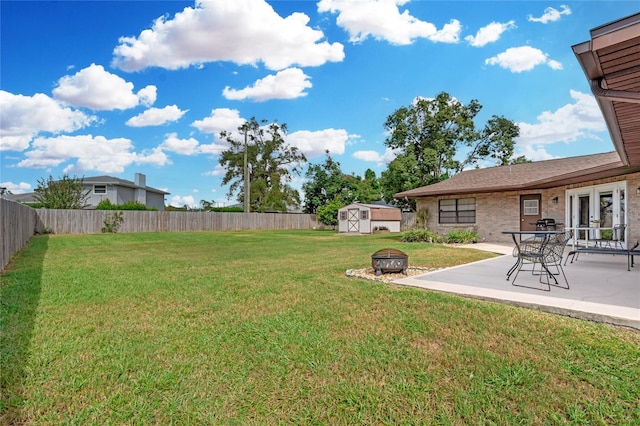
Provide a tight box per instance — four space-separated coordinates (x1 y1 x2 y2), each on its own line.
338 203 402 234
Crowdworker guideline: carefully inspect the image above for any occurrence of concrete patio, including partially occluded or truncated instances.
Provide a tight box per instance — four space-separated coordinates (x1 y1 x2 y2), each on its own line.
394 243 640 330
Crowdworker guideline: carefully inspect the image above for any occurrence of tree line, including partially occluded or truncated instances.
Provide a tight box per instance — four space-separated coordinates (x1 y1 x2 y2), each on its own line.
208 91 525 215
27 92 526 215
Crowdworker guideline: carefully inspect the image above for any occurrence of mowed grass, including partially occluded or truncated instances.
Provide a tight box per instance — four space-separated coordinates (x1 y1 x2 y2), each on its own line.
1 230 639 424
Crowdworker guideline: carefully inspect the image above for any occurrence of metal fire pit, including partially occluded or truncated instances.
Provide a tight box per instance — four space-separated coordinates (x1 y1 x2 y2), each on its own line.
371 248 408 276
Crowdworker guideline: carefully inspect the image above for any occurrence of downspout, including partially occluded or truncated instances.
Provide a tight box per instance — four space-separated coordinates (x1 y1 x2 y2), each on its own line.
590 78 640 104
589 78 638 165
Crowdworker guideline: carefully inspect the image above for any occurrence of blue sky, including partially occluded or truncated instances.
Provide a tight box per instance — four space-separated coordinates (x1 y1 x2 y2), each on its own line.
1 1 638 208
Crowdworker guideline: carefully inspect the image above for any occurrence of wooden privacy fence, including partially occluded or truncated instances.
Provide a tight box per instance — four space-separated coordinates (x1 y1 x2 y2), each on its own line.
1 205 418 271
34 210 417 234
34 209 328 234
401 212 416 231
1 199 37 271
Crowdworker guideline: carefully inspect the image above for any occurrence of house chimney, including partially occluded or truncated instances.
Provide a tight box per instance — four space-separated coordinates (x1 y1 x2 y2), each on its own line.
135 173 146 187
134 173 147 205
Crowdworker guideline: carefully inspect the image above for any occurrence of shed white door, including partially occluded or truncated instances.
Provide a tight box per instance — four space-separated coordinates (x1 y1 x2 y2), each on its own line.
348 209 359 232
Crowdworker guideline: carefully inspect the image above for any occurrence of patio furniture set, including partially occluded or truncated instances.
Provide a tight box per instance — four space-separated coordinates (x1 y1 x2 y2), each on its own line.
503 226 639 292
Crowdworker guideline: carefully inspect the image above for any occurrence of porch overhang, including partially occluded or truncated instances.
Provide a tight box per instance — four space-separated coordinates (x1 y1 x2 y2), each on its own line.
573 13 640 166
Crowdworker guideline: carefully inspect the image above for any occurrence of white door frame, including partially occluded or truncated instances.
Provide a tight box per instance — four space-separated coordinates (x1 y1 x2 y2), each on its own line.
565 181 627 246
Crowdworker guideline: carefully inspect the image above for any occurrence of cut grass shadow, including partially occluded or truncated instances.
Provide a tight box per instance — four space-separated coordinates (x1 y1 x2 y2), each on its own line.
0 235 48 422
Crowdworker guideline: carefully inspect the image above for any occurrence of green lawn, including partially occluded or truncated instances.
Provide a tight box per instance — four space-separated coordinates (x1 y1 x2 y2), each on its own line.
2 230 639 424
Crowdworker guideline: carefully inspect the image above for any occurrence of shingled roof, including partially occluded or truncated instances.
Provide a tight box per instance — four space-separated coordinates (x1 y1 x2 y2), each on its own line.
83 175 168 194
395 152 640 198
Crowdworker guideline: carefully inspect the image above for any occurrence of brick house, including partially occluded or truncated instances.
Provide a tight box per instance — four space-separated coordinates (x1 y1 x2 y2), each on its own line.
395 152 640 244
395 13 640 245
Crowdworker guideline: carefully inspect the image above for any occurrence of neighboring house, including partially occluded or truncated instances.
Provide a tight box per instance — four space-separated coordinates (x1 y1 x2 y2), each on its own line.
7 173 169 211
338 203 402 234
396 13 640 246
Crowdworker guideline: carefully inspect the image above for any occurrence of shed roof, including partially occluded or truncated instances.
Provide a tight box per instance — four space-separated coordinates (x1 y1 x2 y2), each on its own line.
573 13 640 166
395 152 640 198
340 203 401 210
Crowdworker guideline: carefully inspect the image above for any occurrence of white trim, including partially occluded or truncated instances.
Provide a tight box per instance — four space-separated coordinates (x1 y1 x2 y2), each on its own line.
565 181 628 247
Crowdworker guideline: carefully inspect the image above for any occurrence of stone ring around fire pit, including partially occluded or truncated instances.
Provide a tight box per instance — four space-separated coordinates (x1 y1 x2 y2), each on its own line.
371 248 409 276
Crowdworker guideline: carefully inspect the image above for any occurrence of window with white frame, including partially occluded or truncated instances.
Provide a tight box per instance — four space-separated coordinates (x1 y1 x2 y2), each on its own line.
361 210 368 220
523 199 539 215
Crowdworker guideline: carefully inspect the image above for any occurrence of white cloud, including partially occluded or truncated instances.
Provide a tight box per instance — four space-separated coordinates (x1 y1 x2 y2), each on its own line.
514 145 555 162
429 19 462 44
485 46 562 72
192 108 245 140
15 134 169 173
126 105 187 127
158 132 226 156
112 0 344 72
222 68 312 101
515 90 607 155
352 147 397 165
0 90 96 151
0 181 32 194
286 128 353 157
547 59 563 71
159 133 201 155
528 5 571 24
318 0 461 45
137 86 158 107
134 147 171 167
198 143 227 155
52 63 157 110
170 195 198 208
465 20 516 47
204 164 227 177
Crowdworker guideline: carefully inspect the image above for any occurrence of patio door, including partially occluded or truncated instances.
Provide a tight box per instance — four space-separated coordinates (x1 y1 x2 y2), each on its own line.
566 182 627 247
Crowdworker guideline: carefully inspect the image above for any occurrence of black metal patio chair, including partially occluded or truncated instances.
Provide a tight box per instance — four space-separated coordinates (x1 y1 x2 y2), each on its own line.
511 230 572 291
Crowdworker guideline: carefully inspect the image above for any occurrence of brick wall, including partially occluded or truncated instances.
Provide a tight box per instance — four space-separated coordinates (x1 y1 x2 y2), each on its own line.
415 172 640 244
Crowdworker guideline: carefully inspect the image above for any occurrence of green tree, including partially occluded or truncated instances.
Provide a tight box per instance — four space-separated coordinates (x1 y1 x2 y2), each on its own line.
353 168 382 204
302 151 345 214
463 115 520 169
379 153 420 210
219 118 307 212
317 196 343 229
509 155 531 165
200 200 214 210
34 175 89 209
382 92 520 207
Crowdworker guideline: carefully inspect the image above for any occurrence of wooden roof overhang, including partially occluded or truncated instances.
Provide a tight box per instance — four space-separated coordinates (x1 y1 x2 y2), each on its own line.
573 13 640 166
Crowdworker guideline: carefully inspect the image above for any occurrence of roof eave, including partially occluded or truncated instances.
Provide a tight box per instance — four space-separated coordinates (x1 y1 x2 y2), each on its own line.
572 13 640 167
